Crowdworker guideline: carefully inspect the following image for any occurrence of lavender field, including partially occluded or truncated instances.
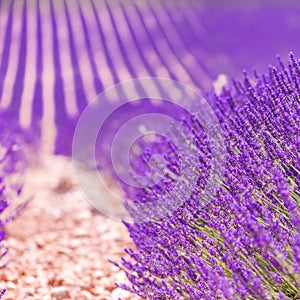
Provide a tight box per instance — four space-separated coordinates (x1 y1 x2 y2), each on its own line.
0 1 299 299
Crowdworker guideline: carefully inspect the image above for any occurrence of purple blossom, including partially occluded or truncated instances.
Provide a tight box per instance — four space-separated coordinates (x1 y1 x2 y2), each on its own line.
0 289 5 300
1 2 300 153
114 55 300 299
0 119 31 295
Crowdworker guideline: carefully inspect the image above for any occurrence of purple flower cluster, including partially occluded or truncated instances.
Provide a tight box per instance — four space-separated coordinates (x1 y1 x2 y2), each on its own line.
0 119 31 298
115 54 300 299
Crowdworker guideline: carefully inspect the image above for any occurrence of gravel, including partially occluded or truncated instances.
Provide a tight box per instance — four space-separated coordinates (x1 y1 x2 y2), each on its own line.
1 155 140 300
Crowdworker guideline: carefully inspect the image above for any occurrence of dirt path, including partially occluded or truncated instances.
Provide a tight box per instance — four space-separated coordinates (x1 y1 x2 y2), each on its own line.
1 155 139 300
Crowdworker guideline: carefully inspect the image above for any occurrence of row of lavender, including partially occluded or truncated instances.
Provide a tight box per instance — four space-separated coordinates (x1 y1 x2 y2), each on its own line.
114 55 300 299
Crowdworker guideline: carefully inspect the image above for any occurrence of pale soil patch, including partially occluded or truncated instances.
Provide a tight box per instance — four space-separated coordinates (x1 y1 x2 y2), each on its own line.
1 155 140 300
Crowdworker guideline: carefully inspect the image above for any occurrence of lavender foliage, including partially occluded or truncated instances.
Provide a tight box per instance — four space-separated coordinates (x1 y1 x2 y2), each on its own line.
0 119 31 297
115 55 300 299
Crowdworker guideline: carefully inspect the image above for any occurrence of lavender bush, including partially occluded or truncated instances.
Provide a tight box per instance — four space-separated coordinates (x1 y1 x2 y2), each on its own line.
0 119 31 298
113 54 300 299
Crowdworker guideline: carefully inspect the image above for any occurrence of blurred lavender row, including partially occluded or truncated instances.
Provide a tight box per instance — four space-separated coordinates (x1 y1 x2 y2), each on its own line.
0 0 300 154
0 1 300 299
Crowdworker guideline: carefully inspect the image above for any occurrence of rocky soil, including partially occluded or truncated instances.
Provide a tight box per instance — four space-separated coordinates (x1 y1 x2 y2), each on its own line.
1 155 139 300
